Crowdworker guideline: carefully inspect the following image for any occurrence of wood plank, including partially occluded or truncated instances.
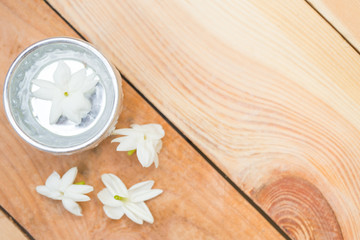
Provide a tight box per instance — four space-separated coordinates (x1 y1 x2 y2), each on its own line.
0 210 28 240
0 0 283 239
47 0 360 239
307 0 360 53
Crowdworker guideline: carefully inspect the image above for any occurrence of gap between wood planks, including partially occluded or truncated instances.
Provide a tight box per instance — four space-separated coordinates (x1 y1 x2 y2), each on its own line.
42 1 292 239
304 0 360 56
0 205 33 240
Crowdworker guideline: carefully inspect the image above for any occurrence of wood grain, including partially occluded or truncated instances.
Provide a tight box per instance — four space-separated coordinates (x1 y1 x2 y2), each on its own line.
0 210 28 240
0 0 283 239
47 0 360 239
307 0 360 53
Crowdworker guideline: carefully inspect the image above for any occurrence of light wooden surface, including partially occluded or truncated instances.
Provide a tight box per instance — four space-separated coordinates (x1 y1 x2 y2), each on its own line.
47 0 360 239
307 0 360 52
0 211 27 240
0 0 284 239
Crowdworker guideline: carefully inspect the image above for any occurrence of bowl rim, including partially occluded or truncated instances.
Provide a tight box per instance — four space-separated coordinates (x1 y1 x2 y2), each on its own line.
3 37 122 154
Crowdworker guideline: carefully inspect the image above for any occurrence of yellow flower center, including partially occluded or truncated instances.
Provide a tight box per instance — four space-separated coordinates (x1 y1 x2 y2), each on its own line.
114 195 128 202
127 149 136 156
64 91 69 96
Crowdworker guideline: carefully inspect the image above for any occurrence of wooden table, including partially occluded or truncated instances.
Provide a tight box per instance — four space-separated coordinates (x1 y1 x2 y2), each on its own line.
1 0 360 239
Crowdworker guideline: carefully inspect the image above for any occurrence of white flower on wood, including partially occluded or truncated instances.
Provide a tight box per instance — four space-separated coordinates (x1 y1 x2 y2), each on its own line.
112 124 165 168
32 61 98 124
97 174 162 224
36 167 93 216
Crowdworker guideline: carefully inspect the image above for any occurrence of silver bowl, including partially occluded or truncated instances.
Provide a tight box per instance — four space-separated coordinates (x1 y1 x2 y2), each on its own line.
3 37 123 154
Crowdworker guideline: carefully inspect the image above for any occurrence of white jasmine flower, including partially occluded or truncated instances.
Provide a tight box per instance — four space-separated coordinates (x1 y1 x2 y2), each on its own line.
111 124 165 168
32 60 98 124
36 167 93 216
97 174 162 224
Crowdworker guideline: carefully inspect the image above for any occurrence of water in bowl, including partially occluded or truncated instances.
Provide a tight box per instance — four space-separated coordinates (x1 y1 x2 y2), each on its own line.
8 41 116 150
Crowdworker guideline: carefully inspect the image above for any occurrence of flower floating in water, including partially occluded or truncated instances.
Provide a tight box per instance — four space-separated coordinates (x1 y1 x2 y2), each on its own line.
36 167 93 216
112 124 165 168
32 61 98 124
97 174 162 224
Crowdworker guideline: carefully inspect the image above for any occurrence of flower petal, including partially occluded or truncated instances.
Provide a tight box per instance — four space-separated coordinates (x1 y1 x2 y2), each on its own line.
133 124 165 139
81 73 99 94
62 93 91 124
101 174 128 197
103 206 124 220
123 205 143 224
154 140 163 153
62 198 82 216
136 139 155 167
125 202 153 223
49 97 63 124
69 68 86 91
45 171 61 190
129 181 154 192
111 136 138 151
32 79 56 89
152 140 162 168
97 188 123 207
112 128 137 136
32 88 58 101
136 202 154 224
54 61 71 87
67 185 94 194
32 79 59 101
59 167 78 191
153 152 159 168
130 189 163 203
63 192 91 202
36 186 62 200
